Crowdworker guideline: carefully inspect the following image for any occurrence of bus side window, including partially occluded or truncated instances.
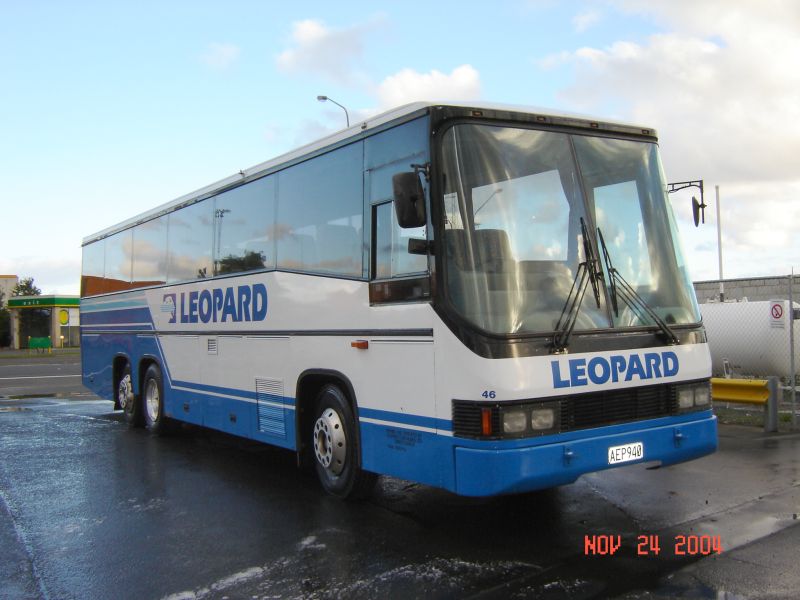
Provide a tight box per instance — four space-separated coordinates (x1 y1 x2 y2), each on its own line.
167 198 214 283
365 116 430 281
132 215 168 288
104 229 133 293
277 142 363 277
373 201 427 279
81 238 105 296
213 176 276 275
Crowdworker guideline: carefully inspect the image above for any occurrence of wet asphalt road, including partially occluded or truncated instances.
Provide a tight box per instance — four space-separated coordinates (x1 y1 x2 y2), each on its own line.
1 354 800 599
0 352 87 398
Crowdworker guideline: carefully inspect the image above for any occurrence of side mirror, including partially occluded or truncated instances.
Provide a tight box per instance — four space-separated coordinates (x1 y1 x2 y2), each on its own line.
392 172 426 229
691 195 707 227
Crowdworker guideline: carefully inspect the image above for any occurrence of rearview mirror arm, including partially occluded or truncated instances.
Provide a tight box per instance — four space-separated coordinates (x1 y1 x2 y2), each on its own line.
410 163 430 182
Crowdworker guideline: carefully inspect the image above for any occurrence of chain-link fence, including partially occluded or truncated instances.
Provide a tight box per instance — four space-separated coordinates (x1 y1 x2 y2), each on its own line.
694 272 799 427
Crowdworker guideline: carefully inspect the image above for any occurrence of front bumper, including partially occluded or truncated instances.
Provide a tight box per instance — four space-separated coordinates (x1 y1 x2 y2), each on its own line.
453 412 718 496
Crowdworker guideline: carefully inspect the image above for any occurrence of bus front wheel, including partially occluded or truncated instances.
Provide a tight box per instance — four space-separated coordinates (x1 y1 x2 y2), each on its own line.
311 384 376 499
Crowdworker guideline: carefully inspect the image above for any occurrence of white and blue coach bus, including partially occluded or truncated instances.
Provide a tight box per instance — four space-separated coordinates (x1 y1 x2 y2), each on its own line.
81 102 717 498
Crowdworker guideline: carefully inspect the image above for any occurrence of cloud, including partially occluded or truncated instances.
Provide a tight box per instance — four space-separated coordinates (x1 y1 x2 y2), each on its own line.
300 63 482 131
550 4 800 185
201 42 241 70
274 19 481 130
276 18 381 85
293 118 339 146
671 181 800 279
541 1 800 278
573 10 601 33
0 255 81 296
376 65 481 109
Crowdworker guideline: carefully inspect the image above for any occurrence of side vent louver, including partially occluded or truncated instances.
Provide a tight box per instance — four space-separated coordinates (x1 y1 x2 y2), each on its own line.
256 377 285 437
207 338 218 355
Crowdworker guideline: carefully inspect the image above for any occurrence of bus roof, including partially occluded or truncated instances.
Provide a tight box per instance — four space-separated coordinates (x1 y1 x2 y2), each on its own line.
82 101 657 245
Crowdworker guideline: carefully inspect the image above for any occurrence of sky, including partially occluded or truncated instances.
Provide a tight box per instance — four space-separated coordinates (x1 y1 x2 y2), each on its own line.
1 0 798 295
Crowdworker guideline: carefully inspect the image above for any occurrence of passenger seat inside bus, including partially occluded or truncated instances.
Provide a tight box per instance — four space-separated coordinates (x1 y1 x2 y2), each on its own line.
444 228 522 332
473 229 515 274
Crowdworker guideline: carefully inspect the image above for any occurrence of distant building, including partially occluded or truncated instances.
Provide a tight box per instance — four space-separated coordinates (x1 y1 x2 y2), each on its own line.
6 295 80 349
0 275 18 307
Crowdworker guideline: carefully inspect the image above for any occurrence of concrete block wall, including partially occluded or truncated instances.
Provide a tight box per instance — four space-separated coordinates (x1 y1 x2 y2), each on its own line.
694 275 800 304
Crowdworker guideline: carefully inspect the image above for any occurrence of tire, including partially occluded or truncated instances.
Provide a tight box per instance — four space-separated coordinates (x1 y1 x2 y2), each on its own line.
118 363 142 427
142 364 171 435
311 384 376 499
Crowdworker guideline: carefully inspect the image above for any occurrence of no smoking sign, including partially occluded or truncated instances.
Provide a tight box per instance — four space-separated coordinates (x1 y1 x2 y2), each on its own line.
770 300 785 328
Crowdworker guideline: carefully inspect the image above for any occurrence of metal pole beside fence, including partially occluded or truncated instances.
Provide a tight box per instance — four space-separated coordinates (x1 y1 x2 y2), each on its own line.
715 185 724 302
790 269 797 427
766 377 779 433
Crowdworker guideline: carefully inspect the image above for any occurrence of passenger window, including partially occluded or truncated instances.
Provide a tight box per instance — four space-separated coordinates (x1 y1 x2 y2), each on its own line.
132 215 168 288
276 142 364 277
104 229 133 291
81 239 105 296
374 202 427 278
214 176 276 275
365 118 429 280
167 199 214 282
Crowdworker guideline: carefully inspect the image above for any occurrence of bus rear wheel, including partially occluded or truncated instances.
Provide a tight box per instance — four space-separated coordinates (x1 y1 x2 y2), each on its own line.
311 384 376 499
143 364 171 435
118 364 142 427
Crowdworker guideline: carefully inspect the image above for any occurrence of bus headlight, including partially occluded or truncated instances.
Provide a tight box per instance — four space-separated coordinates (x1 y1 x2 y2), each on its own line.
677 381 712 412
531 408 555 430
694 384 710 406
678 387 694 409
452 400 560 439
499 402 560 437
502 410 527 434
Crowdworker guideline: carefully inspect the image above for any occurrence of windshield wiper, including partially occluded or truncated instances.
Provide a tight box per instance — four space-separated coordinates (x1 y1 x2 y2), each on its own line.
596 227 679 345
552 218 602 353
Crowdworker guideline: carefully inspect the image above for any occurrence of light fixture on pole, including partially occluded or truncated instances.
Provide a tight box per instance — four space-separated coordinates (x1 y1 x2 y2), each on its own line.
316 95 350 127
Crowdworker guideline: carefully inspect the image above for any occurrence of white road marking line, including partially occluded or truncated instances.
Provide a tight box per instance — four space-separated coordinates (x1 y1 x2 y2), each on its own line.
0 375 81 380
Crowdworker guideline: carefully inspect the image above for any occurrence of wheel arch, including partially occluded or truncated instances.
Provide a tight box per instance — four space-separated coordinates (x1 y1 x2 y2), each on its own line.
295 369 363 469
137 354 162 397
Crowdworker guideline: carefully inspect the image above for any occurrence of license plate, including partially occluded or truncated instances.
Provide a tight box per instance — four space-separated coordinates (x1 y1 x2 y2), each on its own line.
608 442 644 465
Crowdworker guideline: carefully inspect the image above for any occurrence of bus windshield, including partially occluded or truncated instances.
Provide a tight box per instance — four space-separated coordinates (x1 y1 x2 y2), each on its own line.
440 123 700 336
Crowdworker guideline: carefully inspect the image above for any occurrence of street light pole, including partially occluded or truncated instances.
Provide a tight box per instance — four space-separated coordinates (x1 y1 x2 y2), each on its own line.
316 95 350 127
715 185 724 302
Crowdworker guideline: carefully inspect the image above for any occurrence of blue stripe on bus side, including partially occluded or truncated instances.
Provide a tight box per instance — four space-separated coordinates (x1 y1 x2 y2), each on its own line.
171 379 296 407
169 381 451 433
80 298 148 313
81 325 155 332
360 421 453 490
81 307 153 325
358 407 452 432
165 383 296 450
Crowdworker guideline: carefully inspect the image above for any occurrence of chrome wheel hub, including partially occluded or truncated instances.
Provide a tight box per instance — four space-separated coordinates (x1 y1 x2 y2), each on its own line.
118 374 132 410
145 378 160 422
313 408 346 476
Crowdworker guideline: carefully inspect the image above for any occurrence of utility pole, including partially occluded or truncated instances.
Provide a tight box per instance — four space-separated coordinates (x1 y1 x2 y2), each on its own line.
715 185 724 302
790 267 796 426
